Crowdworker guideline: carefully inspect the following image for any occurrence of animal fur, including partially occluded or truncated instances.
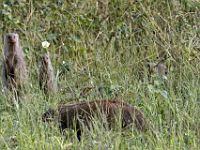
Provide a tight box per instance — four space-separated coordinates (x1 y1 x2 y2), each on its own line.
147 62 168 76
2 33 27 98
42 100 146 141
39 53 57 94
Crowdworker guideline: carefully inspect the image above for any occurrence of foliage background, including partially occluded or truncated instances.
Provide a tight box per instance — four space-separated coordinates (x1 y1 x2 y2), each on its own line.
0 0 200 149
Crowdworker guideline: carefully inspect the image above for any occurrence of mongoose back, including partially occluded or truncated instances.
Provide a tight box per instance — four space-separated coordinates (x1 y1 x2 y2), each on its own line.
42 99 146 141
39 53 57 94
2 33 27 97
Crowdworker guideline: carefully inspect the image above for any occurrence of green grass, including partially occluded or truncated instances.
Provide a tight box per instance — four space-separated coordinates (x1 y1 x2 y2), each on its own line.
0 0 200 149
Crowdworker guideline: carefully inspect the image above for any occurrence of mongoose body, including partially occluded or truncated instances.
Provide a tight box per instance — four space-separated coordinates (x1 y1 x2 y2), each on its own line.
2 33 27 96
42 100 146 141
39 53 57 94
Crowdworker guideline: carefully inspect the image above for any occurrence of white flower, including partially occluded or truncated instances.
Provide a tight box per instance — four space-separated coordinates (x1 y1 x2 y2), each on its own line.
62 61 66 65
42 41 50 48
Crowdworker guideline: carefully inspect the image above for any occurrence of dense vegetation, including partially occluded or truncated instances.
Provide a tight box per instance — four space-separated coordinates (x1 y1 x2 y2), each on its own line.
0 0 200 149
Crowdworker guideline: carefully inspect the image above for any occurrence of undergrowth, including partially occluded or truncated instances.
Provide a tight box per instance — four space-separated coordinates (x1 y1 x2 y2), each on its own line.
0 0 200 149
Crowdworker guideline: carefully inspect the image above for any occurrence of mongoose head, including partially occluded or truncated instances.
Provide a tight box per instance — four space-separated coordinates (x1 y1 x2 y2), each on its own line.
5 33 19 44
146 62 157 75
41 53 50 67
42 108 56 122
157 63 168 76
147 62 168 76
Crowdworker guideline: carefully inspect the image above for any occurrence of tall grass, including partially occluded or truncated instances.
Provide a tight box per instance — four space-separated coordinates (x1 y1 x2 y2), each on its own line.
0 0 200 149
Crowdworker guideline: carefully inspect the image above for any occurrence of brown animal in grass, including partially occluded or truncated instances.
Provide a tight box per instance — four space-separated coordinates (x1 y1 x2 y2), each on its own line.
2 33 28 99
42 100 146 141
39 53 57 94
147 62 168 77
97 0 109 20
